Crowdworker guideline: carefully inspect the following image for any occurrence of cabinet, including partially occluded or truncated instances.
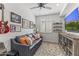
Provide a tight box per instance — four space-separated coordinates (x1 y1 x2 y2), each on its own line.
58 32 79 56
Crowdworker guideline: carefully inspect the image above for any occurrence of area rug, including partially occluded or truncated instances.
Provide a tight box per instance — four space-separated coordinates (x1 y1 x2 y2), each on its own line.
34 41 65 56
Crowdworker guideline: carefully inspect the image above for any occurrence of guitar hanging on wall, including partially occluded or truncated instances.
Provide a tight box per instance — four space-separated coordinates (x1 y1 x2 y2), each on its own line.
0 4 10 34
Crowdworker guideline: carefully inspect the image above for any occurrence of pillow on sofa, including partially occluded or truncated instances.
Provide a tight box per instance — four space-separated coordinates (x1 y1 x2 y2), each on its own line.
37 33 40 38
25 35 36 45
32 37 36 43
29 34 37 42
26 36 33 45
19 35 33 45
28 34 33 38
19 36 28 45
34 33 41 39
32 34 36 39
18 34 38 45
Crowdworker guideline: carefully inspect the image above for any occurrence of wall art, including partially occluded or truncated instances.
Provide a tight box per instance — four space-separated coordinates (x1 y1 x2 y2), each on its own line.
11 12 21 24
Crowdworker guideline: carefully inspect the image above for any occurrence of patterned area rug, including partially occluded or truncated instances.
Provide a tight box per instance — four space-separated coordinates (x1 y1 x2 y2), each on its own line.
34 42 65 56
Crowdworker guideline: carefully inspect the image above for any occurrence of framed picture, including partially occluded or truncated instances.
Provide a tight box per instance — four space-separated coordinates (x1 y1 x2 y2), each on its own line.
27 20 30 28
16 25 21 32
29 21 34 29
22 18 29 29
10 24 21 32
11 12 21 24
29 21 31 28
10 24 16 32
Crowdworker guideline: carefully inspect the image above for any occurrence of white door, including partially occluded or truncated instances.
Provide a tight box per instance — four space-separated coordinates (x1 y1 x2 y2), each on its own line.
46 21 52 33
40 19 46 33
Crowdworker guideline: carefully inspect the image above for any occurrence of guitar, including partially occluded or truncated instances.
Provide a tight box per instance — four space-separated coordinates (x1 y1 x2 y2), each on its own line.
0 21 9 34
0 4 9 34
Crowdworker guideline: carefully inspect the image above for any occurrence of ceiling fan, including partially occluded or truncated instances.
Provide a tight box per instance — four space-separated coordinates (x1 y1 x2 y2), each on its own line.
30 3 52 10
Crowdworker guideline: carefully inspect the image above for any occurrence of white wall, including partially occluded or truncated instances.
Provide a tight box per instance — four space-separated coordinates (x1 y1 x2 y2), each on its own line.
0 3 34 51
36 14 65 43
17 4 36 24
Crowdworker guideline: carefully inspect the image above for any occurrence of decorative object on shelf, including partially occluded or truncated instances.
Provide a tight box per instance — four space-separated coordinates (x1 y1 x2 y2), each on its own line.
0 4 10 34
53 22 63 32
22 18 29 29
10 24 21 32
11 12 21 24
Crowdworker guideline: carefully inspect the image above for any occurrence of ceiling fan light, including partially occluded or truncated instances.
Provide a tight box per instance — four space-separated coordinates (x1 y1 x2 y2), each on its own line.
56 3 60 6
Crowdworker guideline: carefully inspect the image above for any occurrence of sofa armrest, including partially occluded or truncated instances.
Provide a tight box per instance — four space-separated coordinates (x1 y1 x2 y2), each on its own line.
11 39 30 56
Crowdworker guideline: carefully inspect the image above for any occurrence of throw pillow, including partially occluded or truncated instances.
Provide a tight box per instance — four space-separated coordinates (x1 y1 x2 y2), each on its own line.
34 33 40 39
32 37 36 43
28 34 32 38
26 36 33 45
19 36 28 45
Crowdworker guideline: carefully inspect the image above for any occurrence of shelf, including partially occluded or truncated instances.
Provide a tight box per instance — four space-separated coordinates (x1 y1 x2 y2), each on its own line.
53 26 62 28
53 23 62 25
53 22 63 32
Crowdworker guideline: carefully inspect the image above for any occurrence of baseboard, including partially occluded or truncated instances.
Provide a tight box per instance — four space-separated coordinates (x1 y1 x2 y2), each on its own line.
43 41 58 44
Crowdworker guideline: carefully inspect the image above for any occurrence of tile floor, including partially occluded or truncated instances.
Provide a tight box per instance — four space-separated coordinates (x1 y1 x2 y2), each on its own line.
34 41 66 56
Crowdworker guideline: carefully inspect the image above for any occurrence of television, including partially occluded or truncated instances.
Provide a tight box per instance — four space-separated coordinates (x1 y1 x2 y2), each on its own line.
64 7 79 32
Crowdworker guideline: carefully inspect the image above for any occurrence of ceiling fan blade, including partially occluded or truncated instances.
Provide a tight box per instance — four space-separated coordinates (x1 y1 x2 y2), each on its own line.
37 3 48 6
42 6 51 9
44 6 52 9
37 3 40 5
30 6 39 9
42 3 48 5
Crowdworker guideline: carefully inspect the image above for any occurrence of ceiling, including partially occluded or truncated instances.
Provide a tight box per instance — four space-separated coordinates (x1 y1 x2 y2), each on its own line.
60 3 77 17
17 3 67 16
4 3 78 17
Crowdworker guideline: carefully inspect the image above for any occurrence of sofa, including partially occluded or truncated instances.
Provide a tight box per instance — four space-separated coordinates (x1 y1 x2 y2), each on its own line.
11 35 43 56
